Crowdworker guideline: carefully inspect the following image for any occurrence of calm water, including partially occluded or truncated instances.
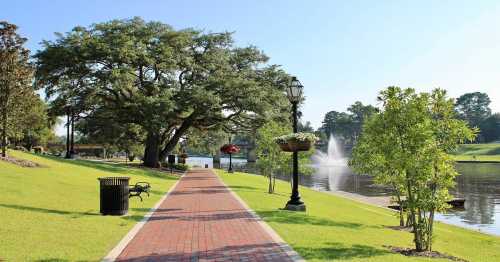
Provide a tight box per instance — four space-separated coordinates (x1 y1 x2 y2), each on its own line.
187 157 500 236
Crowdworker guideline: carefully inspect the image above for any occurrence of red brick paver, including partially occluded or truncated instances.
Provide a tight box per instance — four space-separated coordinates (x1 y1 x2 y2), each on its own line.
116 169 295 262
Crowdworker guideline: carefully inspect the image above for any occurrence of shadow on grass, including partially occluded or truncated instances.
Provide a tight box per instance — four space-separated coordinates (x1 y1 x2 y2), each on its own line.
32 154 177 180
35 259 70 262
295 241 391 260
484 147 500 155
0 203 99 218
256 210 363 228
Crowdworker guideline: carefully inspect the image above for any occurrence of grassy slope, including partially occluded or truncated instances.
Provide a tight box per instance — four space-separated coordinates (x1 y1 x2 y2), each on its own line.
0 151 178 261
217 170 500 262
451 143 500 161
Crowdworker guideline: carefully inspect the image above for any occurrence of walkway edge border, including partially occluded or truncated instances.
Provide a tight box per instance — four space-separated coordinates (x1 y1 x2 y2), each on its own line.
101 172 186 262
213 170 306 262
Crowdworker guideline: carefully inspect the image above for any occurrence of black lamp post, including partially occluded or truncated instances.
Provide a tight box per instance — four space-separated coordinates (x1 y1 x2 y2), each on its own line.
65 105 72 159
285 76 306 211
228 136 234 173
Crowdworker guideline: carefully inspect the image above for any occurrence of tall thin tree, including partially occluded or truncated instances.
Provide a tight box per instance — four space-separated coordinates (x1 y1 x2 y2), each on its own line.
0 21 34 157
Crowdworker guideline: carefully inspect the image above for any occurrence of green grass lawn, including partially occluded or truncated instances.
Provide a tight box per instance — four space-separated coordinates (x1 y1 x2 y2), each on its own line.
0 150 178 261
452 143 500 162
217 169 500 262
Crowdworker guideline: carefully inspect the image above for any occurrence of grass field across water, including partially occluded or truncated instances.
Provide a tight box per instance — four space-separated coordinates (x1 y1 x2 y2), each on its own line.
0 151 178 261
452 143 500 162
216 169 500 262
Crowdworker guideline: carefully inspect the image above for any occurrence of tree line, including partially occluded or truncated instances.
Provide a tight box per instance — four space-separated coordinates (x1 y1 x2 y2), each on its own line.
318 92 499 145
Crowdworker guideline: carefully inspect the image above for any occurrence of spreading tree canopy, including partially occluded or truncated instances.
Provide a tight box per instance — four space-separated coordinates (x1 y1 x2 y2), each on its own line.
35 17 290 167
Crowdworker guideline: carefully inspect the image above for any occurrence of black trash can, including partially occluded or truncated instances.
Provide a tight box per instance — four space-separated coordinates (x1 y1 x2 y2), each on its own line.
168 154 176 165
98 177 130 215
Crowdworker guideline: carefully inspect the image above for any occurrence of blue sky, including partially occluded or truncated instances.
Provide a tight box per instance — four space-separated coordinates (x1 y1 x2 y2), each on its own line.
4 0 500 134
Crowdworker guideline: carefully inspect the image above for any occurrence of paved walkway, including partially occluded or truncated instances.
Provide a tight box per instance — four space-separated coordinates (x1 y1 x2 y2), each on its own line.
115 169 297 262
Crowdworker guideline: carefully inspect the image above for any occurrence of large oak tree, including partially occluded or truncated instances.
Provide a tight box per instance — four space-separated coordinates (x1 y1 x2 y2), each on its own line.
35 17 290 167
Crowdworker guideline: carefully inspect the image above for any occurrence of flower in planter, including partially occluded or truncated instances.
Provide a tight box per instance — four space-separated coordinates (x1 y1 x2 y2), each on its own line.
274 132 319 143
274 132 319 152
220 144 240 154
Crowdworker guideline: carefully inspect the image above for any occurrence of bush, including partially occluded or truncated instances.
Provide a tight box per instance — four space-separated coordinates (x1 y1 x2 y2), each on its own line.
162 163 190 171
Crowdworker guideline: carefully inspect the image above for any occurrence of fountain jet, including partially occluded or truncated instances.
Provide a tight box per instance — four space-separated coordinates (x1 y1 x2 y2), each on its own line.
312 136 347 166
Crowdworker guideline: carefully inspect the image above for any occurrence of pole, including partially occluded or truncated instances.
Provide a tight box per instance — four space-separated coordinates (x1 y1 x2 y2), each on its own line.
70 111 75 158
1 108 7 157
229 153 233 173
286 101 304 208
228 136 233 173
65 111 70 159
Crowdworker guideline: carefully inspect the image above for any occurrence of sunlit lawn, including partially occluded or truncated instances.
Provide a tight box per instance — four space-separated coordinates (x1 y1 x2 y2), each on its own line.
217 169 500 262
452 143 500 162
0 150 178 261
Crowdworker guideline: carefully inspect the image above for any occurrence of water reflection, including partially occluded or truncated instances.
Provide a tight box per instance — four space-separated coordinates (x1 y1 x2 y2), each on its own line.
187 157 500 236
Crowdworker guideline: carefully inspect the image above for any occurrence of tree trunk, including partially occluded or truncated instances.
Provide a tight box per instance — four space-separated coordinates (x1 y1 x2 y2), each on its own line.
159 119 194 161
392 183 405 227
268 173 273 193
143 131 160 168
70 113 75 157
407 179 423 251
1 108 7 157
397 196 404 227
428 209 435 251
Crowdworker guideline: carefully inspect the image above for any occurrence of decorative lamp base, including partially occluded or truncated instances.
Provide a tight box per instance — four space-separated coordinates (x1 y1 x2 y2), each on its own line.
284 203 306 212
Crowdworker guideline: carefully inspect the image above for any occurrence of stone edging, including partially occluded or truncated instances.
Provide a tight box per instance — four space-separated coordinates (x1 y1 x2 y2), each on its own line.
101 172 186 262
213 170 306 262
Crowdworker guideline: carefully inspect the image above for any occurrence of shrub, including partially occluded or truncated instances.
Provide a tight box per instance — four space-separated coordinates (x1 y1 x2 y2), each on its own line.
163 163 190 171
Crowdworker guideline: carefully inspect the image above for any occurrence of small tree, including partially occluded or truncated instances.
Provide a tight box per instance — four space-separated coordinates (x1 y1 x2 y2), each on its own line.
350 87 475 252
256 121 291 193
0 21 34 157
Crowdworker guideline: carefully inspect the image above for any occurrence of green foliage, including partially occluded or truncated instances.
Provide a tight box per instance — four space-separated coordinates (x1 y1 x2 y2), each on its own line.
256 121 291 193
186 128 228 156
319 101 378 145
218 170 500 262
454 92 491 129
0 21 35 157
35 17 291 167
478 113 500 142
10 94 54 150
350 87 476 252
297 120 315 132
256 121 314 193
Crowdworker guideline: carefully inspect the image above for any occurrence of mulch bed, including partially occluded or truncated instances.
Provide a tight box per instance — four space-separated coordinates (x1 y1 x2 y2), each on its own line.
0 156 44 168
384 245 469 262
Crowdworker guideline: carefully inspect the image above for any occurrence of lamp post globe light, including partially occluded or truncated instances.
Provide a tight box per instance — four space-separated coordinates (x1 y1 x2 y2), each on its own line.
284 76 306 211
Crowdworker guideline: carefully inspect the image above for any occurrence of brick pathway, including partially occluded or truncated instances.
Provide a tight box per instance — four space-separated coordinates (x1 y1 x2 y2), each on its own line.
115 169 297 262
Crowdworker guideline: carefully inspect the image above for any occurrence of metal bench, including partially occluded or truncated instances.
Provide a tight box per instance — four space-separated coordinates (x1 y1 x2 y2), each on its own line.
129 182 151 201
